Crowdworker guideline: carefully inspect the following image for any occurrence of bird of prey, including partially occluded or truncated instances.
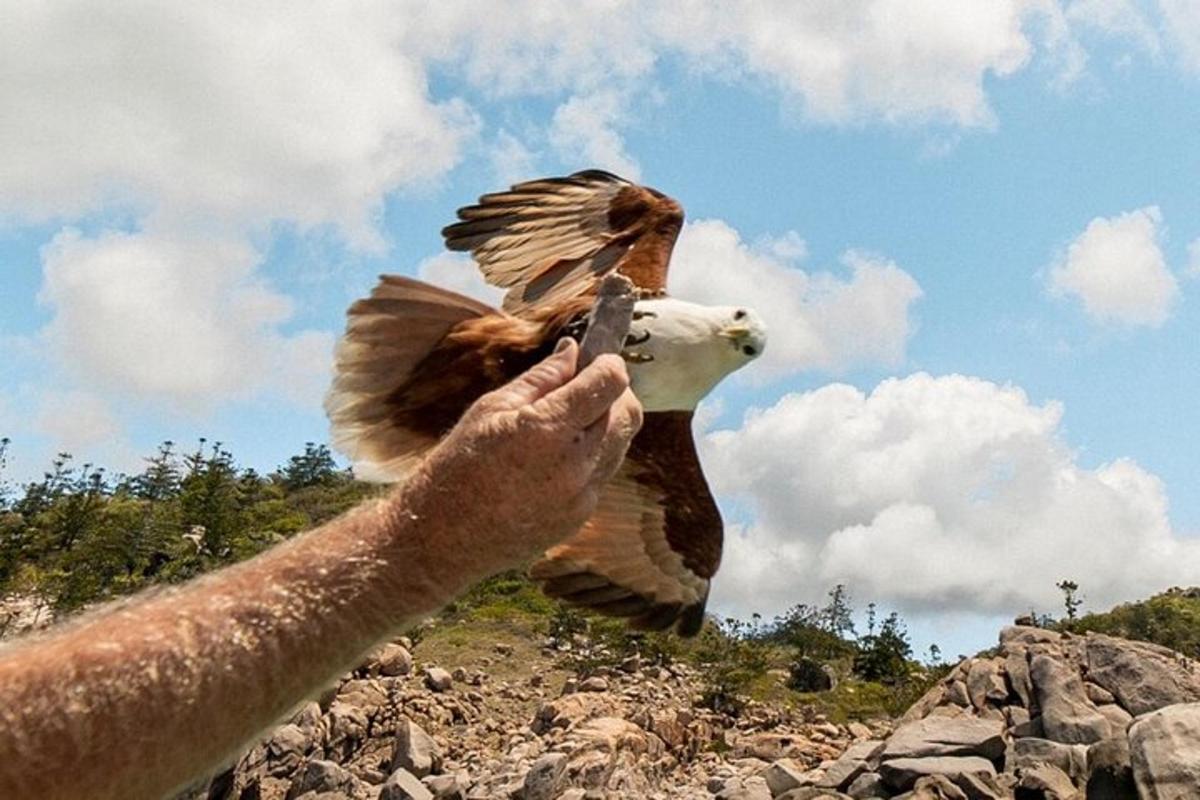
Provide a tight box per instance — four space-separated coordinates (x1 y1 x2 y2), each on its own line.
326 170 766 635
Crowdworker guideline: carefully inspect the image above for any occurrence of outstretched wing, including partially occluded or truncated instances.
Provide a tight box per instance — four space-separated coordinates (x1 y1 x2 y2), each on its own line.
442 170 684 315
530 411 722 636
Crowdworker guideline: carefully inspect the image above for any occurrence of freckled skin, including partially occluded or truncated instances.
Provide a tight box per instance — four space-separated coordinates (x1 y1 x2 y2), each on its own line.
0 341 641 800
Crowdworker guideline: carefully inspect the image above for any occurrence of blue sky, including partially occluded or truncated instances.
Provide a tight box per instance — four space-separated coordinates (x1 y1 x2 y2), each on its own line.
3 2 1200 656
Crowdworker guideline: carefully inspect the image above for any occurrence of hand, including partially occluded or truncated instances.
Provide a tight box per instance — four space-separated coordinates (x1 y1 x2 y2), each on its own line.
393 338 643 588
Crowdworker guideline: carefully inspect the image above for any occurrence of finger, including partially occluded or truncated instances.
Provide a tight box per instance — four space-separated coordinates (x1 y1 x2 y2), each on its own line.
491 338 578 409
533 353 630 430
587 389 643 484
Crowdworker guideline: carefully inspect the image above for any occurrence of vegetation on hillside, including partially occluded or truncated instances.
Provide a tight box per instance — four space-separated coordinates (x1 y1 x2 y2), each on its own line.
0 438 376 613
1057 585 1200 658
1 438 942 720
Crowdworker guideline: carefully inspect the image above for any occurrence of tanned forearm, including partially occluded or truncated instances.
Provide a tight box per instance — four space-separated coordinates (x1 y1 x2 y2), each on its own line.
0 343 642 800
0 488 458 800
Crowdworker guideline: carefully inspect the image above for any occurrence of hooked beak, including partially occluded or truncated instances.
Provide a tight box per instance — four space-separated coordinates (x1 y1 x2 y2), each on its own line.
718 325 751 339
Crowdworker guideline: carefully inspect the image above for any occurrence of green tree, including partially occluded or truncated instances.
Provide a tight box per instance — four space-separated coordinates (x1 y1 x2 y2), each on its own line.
854 611 912 684
1058 579 1083 622
281 443 340 490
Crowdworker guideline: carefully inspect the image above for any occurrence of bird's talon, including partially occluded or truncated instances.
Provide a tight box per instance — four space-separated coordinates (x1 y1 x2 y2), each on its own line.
624 331 651 347
622 352 654 364
631 310 657 321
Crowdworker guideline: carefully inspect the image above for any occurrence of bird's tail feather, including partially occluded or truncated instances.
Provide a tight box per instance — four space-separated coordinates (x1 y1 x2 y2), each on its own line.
325 275 495 482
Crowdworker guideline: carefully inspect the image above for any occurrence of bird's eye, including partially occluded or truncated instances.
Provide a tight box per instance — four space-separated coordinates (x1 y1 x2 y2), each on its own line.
734 309 747 320
742 345 757 356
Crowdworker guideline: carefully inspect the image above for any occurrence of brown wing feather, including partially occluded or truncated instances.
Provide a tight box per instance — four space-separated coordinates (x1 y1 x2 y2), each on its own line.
325 276 591 481
530 411 722 636
442 170 684 315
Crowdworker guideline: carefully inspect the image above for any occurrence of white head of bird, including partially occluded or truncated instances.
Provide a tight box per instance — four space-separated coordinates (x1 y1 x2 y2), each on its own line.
622 297 766 412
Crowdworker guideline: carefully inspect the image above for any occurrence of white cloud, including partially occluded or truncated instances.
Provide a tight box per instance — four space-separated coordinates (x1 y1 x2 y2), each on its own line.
1187 237 1200 278
38 228 332 411
1047 206 1179 327
549 91 642 180
32 391 122 451
0 3 477 247
671 220 922 376
490 130 540 187
416 252 504 307
653 0 1042 126
1159 0 1200 73
703 373 1200 620
1066 0 1162 56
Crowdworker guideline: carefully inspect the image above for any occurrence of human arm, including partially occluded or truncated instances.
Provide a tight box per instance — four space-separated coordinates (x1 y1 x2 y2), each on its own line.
0 340 641 800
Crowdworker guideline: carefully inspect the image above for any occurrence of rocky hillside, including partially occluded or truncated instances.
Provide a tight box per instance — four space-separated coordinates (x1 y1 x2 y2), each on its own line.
190 619 1200 800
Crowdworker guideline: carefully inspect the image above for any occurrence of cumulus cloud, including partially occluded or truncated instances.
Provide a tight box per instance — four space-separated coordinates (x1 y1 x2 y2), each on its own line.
549 91 642 180
0 3 476 247
1048 206 1179 327
1159 0 1200 73
39 229 333 411
671 220 922 376
703 373 1200 620
416 252 504 306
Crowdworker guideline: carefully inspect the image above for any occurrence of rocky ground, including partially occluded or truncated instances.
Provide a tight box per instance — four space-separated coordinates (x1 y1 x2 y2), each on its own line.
188 619 1200 800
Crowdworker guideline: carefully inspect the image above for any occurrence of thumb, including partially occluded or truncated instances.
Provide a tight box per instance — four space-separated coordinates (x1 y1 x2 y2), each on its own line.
495 338 579 408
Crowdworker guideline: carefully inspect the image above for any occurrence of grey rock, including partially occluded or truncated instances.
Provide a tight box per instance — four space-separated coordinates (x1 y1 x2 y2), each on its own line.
391 717 442 778
966 660 1007 709
1009 738 1087 782
764 758 811 795
1129 702 1200 800
949 771 1008 800
265 724 311 774
1086 737 1136 800
1030 653 1111 744
1085 682 1117 705
945 680 971 707
776 789 851 800
579 676 609 692
716 775 773 800
845 771 887 799
424 667 453 692
285 759 364 799
878 757 996 791
1016 763 1078 799
908 774 968 799
522 752 567 800
376 643 414 676
1086 634 1200 716
999 626 1063 647
1097 702 1134 733
818 740 885 790
882 717 1005 761
1005 651 1033 710
381 768 434 800
422 773 468 799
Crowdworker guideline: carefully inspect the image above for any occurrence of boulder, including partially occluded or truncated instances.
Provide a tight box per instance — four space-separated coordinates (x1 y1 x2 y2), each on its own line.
999 626 1063 647
424 667 453 692
845 771 887 799
1085 737 1136 800
1129 702 1200 799
965 659 1007 709
375 643 414 677
1004 651 1033 710
285 759 365 799
1008 737 1087 783
381 768 434 800
881 717 1005 761
878 756 996 791
522 752 567 800
909 774 968 799
391 717 442 778
1015 763 1078 799
763 758 811 795
817 740 885 790
1086 634 1200 716
1029 653 1110 744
